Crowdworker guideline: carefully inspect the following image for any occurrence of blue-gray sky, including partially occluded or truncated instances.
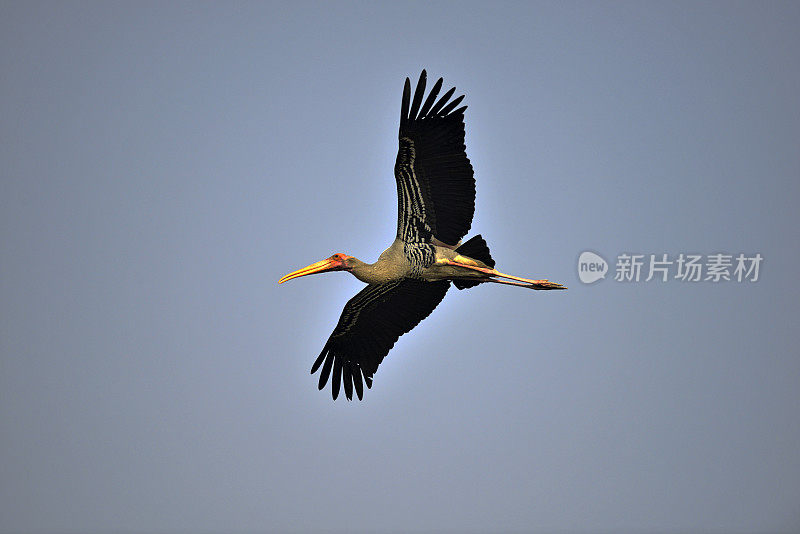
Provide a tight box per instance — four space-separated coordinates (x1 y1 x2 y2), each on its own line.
2 2 799 533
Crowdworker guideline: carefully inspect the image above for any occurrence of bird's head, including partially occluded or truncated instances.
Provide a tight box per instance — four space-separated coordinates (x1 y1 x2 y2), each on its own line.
278 253 353 284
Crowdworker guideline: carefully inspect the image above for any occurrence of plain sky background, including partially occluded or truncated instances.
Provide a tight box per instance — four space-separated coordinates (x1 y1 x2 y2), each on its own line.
2 2 799 533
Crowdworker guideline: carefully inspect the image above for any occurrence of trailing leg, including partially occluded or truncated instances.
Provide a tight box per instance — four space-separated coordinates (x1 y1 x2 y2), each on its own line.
444 260 567 290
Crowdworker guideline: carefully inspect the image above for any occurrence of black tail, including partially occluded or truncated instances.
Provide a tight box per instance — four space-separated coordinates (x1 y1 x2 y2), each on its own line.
453 235 495 290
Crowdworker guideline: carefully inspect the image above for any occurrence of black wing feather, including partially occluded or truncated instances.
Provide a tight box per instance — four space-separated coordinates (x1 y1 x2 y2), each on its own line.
438 94 465 116
395 70 475 246
400 78 411 124
312 279 450 400
352 367 364 400
408 71 427 120
418 77 443 118
332 358 342 400
343 362 354 400
429 86 456 116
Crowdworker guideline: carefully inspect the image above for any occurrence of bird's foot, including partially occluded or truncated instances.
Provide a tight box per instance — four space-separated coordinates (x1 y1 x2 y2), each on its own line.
525 279 567 290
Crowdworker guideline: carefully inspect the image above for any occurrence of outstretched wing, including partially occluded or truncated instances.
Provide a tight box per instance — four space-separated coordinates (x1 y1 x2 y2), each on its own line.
311 279 450 400
395 70 475 247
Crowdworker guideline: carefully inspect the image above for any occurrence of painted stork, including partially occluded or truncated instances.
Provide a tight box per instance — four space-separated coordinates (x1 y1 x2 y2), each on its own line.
279 70 565 400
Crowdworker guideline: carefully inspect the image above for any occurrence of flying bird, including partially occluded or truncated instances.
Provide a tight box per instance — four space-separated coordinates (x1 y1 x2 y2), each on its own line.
279 70 565 400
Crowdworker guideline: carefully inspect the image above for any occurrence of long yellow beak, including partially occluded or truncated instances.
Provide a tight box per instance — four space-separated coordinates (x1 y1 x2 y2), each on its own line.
278 258 341 284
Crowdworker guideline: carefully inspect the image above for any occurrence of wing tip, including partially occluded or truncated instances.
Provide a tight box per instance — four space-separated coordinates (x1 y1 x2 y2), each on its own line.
400 72 467 124
311 348 363 401
404 69 476 123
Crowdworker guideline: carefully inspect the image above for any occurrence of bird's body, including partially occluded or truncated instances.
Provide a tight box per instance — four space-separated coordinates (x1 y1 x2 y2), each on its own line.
280 71 565 400
346 239 490 285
